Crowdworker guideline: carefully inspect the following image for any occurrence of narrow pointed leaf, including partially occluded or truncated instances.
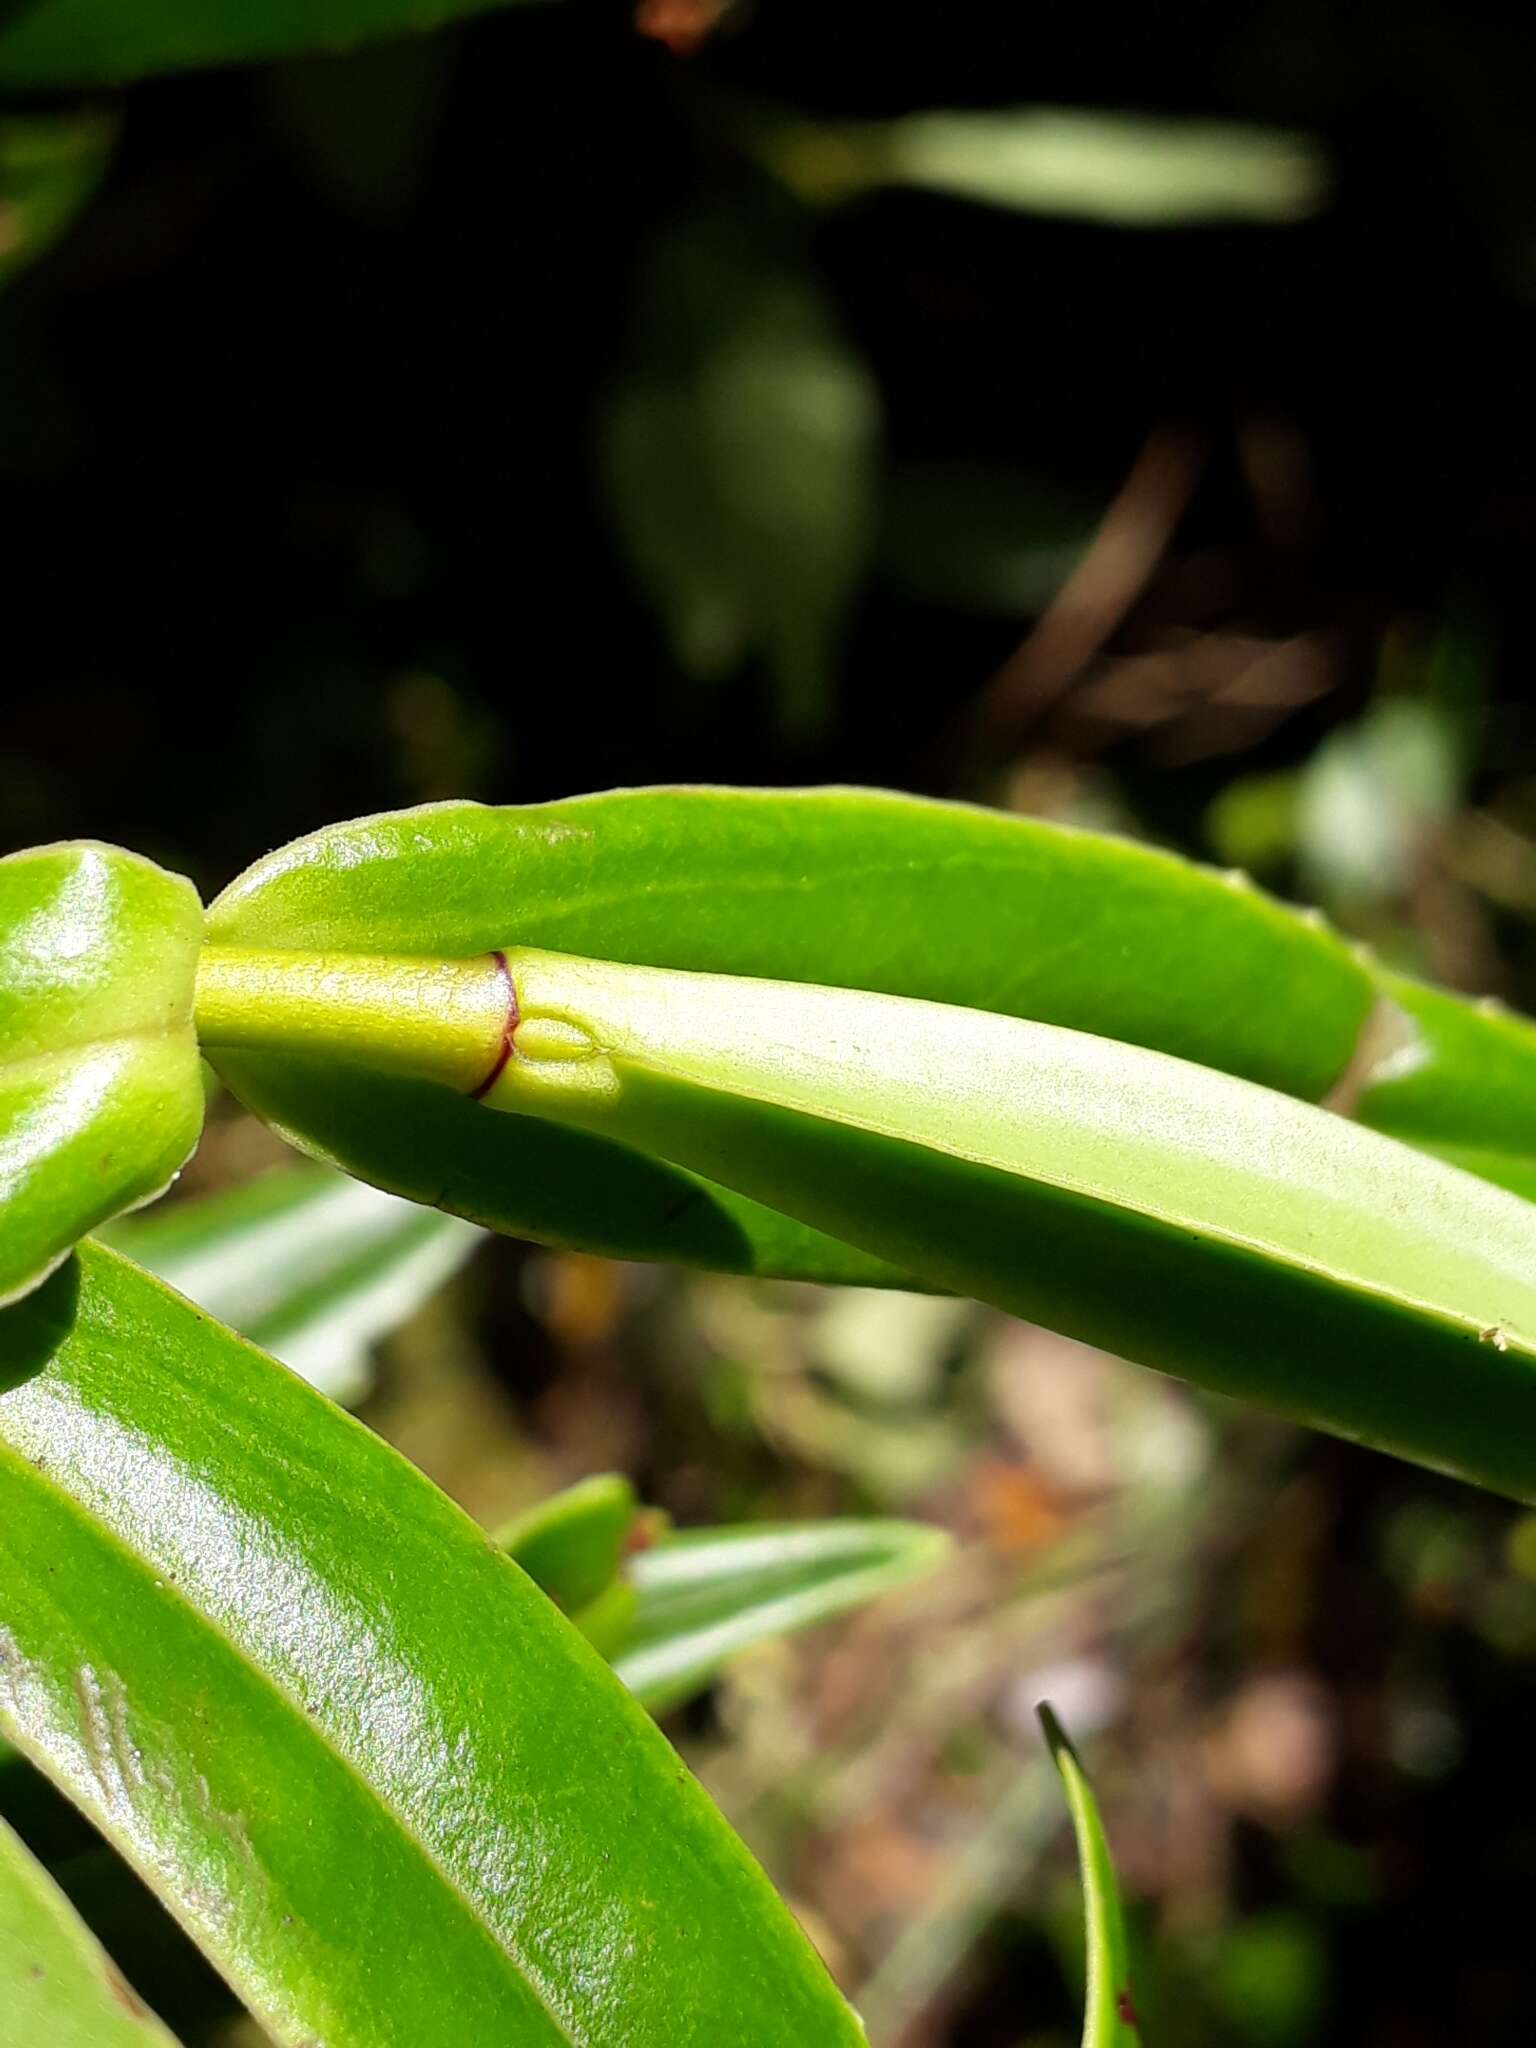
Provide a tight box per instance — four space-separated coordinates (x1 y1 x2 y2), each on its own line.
1038 1707 1141 2046
0 844 203 1307
612 1518 952 1714
0 1244 865 2046
0 1812 181 2045
481 948 1536 1502
203 787 1377 1281
103 1162 482 1403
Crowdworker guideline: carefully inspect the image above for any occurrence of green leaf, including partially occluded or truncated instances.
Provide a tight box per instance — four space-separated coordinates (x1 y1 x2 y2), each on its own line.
103 1161 483 1404
612 1518 952 1715
758 104 1327 227
1356 972 1536 1187
0 1812 180 2045
499 1480 948 1709
201 787 1374 1284
498 1472 640 1615
0 111 116 291
480 946 1536 1502
0 0 539 89
0 1243 865 2046
1038 1706 1141 2046
0 844 204 1309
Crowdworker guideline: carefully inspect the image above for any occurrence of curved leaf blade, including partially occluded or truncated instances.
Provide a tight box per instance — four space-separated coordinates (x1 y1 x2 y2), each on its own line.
0 1812 180 2045
1038 1707 1140 2046
103 1162 483 1403
0 1244 865 2046
203 1052 911 1288
485 948 1536 1501
0 844 203 1307
614 1518 952 1714
204 787 1373 1282
207 789 1369 1094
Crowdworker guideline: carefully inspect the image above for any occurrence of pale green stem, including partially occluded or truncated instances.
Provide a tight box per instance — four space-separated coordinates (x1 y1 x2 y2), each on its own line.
193 947 512 1095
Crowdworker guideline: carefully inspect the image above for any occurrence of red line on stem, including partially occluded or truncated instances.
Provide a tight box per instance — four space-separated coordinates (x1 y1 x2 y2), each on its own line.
470 951 519 1099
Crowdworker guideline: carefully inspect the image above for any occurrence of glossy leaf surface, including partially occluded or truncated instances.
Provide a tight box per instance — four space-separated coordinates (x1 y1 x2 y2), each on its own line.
104 1161 482 1403
0 1812 180 2045
0 0 537 88
0 1244 865 2046
486 948 1536 1502
204 786 1374 1281
613 1518 951 1714
0 844 203 1308
1038 1707 1140 2046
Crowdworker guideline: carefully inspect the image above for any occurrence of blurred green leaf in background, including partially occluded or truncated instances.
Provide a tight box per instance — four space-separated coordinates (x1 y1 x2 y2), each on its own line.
0 111 115 290
104 1162 483 1404
756 105 1329 227
615 1516 952 1713
604 210 879 734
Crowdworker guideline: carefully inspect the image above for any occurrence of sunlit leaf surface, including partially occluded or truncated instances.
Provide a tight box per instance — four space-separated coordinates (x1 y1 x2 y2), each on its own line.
480 945 1536 1502
0 1244 866 2046
0 844 203 1308
202 786 1375 1283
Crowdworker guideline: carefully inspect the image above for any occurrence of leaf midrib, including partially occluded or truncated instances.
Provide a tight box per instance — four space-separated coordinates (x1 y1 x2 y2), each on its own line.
0 1428 584 2047
612 1039 1536 1357
0 1020 193 1083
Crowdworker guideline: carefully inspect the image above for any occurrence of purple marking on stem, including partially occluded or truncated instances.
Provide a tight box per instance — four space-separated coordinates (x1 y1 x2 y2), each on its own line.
470 951 519 1099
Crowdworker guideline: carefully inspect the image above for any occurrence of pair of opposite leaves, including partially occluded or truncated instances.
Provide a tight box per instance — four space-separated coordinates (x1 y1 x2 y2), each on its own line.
6 787 1536 1502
